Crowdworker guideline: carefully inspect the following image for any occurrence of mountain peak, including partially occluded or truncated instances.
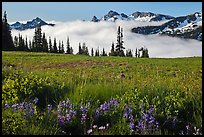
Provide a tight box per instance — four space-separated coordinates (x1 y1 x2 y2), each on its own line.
10 17 54 30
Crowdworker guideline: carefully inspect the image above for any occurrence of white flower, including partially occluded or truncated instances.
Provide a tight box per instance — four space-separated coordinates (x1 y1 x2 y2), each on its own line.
98 126 105 130
87 129 92 134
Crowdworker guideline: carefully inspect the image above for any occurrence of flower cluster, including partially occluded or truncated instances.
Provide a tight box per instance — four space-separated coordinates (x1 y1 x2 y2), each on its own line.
57 98 77 126
123 105 135 131
3 97 38 120
136 105 159 134
80 102 90 124
179 124 202 135
94 98 119 120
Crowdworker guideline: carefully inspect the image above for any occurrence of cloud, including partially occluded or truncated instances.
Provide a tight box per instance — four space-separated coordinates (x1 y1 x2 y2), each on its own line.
11 20 202 58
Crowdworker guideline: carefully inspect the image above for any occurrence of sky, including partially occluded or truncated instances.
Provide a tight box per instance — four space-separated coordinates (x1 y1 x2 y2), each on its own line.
2 2 202 22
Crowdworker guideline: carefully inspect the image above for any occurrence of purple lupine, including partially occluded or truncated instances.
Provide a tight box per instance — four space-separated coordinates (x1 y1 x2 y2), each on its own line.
123 105 133 122
29 107 34 116
12 103 19 111
94 109 100 120
172 117 177 128
130 123 135 129
137 105 159 134
58 115 65 126
65 113 71 122
33 97 38 104
47 104 52 113
3 104 10 110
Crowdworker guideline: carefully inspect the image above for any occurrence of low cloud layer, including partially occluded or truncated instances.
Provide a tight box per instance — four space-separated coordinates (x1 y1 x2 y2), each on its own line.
11 20 202 58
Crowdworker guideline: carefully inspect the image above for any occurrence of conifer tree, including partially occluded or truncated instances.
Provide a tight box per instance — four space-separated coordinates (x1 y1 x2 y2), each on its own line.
78 42 82 54
33 26 42 52
115 26 125 56
91 48 94 56
25 36 29 51
48 37 52 53
101 48 107 56
66 36 71 54
135 48 138 58
126 49 133 57
61 41 64 54
53 38 58 53
2 11 15 51
13 36 18 49
42 32 48 52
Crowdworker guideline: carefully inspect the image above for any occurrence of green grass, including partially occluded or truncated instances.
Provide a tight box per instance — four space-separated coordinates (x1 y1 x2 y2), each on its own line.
2 51 202 135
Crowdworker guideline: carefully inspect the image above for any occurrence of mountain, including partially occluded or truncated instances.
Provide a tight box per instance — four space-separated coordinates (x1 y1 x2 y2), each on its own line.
91 10 175 22
131 12 202 41
10 17 55 30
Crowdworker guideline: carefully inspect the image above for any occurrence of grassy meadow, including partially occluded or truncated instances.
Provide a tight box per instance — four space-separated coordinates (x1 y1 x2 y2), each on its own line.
2 51 202 135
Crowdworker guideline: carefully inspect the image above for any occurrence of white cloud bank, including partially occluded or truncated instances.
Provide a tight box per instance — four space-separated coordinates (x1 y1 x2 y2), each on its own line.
11 20 202 58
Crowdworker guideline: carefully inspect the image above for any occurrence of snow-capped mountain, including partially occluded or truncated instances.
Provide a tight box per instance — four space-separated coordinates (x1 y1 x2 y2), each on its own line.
131 12 202 41
91 10 175 22
10 17 55 30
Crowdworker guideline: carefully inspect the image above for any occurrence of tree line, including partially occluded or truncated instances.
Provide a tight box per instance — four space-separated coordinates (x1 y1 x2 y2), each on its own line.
2 11 149 58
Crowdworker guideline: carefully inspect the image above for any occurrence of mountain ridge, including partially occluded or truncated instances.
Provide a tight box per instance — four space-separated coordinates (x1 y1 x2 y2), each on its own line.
10 17 55 30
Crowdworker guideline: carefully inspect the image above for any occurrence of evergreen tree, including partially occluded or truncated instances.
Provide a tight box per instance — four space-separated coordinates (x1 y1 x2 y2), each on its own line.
13 36 18 49
135 48 138 58
115 26 125 56
109 42 116 56
25 36 29 51
33 26 42 52
101 48 107 56
42 33 48 52
53 38 58 53
70 47 73 54
18 34 24 51
48 37 52 53
95 48 99 56
61 41 64 54
78 42 82 54
126 49 133 57
91 48 94 56
140 47 149 58
2 11 15 51
66 36 71 54
81 42 89 56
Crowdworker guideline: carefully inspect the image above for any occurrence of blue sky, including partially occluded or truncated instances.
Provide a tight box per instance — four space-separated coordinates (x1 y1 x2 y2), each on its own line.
2 2 202 22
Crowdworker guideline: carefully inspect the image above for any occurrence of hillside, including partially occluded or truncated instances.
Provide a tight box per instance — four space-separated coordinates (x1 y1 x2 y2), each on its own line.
2 51 202 135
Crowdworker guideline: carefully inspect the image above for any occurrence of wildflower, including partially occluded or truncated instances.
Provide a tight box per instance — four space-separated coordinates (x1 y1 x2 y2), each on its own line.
33 97 38 104
106 123 109 128
81 113 87 124
93 125 97 129
19 102 25 110
65 114 71 122
98 126 105 130
130 123 135 130
94 109 100 120
172 117 177 128
47 104 52 113
3 104 10 110
58 115 65 126
30 107 34 116
12 103 19 111
87 129 93 135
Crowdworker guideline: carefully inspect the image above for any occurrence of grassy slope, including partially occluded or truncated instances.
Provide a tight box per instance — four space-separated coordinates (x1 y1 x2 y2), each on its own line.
2 51 202 127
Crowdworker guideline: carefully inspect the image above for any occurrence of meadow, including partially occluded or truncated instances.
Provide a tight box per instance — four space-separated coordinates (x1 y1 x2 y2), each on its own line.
2 51 202 135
